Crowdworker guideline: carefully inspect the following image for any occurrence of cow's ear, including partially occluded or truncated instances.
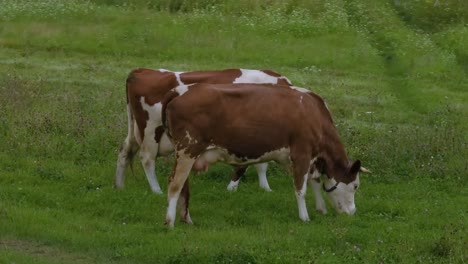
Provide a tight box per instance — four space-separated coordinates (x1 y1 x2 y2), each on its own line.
349 160 361 176
315 157 327 174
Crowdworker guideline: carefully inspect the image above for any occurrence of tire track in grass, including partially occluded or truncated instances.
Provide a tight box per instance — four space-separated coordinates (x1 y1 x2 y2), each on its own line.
0 239 102 264
343 0 464 114
391 0 468 75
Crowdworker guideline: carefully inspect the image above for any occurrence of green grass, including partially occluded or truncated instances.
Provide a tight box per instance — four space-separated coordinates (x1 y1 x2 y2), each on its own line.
0 0 467 263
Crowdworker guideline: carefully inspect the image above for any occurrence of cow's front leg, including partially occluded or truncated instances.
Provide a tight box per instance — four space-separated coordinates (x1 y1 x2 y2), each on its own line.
292 155 311 222
295 173 310 222
309 177 327 214
166 154 195 228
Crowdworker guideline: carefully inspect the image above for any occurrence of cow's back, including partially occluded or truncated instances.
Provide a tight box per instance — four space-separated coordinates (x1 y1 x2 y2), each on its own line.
180 69 292 86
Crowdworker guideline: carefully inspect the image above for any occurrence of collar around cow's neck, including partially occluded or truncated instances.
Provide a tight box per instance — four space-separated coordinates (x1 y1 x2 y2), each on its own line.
322 178 339 193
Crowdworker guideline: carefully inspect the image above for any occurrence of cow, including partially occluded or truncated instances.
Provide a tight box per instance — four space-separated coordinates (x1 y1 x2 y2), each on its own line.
162 83 365 228
115 68 293 194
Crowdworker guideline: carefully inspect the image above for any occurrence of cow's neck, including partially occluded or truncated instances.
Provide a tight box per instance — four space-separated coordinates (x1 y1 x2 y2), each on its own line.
320 128 349 182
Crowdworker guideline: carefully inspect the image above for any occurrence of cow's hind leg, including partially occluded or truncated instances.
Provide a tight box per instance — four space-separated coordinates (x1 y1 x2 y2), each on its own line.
255 163 272 191
227 166 247 191
227 163 271 192
167 162 192 224
178 180 192 224
166 154 195 228
140 139 163 194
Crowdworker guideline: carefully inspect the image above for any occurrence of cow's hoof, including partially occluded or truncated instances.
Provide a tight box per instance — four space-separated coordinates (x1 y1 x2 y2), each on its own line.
316 208 327 215
227 180 239 191
152 189 163 195
165 218 174 229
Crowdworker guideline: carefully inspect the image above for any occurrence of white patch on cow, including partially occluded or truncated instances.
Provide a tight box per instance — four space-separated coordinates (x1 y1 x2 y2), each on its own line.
257 147 291 164
254 163 272 191
140 99 163 128
234 69 279 84
310 157 317 166
196 146 291 167
174 84 190 95
174 72 183 85
323 177 337 192
206 144 217 150
299 95 303 104
309 169 321 180
325 175 359 215
295 173 310 222
184 130 197 144
227 179 240 191
158 69 171 72
291 86 310 93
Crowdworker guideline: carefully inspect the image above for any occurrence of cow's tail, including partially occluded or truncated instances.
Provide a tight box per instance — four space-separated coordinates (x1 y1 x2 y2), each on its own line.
125 71 139 178
161 90 180 138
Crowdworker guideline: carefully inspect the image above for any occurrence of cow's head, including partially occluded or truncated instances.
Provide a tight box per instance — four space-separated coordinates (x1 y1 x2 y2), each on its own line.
313 158 361 215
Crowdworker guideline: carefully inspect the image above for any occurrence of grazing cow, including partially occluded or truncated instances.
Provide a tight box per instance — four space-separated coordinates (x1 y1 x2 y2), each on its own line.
115 68 293 194
162 83 364 228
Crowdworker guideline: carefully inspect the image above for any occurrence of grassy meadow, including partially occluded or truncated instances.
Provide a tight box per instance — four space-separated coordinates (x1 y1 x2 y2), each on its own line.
0 0 467 263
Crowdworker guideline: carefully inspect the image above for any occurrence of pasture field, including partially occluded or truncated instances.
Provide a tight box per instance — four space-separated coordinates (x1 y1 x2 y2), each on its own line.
0 0 467 263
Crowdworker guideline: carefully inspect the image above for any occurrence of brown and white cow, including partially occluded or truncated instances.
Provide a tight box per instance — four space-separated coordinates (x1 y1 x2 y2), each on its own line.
115 68 293 194
162 83 364 228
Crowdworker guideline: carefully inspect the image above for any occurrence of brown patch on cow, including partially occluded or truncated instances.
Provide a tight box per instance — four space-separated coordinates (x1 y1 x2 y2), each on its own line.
154 125 165 143
165 84 292 159
262 69 282 77
180 69 242 84
313 157 327 174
